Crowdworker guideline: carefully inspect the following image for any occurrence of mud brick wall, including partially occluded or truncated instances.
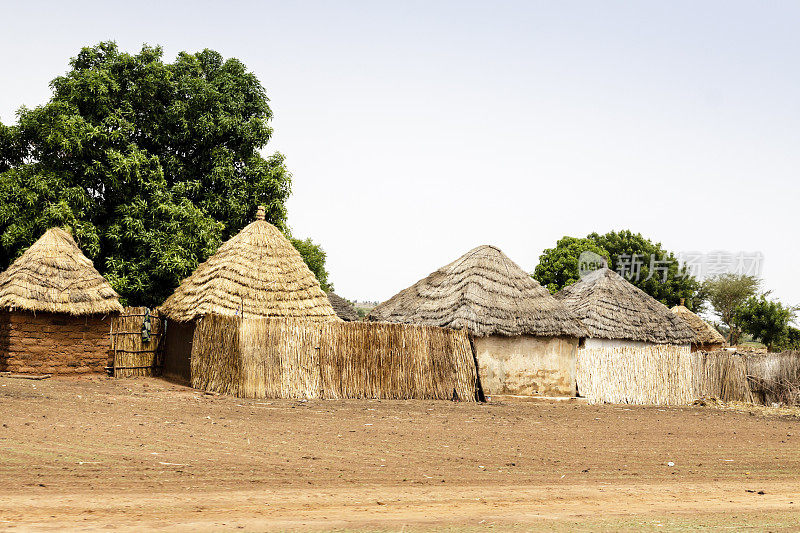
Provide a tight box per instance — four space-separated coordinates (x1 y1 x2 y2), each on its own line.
0 311 114 374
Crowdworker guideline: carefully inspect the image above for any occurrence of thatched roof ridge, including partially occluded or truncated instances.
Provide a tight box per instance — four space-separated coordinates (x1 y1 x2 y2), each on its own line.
0 228 122 316
671 305 727 346
159 210 338 322
368 245 586 337
326 292 360 322
554 268 695 344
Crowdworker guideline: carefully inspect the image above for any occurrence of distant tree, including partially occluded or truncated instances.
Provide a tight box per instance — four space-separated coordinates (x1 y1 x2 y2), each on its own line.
775 326 800 352
533 237 610 294
533 230 702 309
734 296 797 351
703 274 761 345
0 42 330 305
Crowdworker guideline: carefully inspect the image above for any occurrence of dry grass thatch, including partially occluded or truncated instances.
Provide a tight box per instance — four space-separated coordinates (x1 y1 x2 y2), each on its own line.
326 292 360 322
368 245 586 338
0 228 122 316
555 268 695 344
671 305 726 346
190 315 480 400
159 208 338 322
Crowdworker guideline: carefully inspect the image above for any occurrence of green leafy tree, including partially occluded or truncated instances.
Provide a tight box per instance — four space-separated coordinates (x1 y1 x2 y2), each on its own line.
734 296 797 351
587 230 701 309
775 327 800 352
703 274 761 345
533 237 610 294
0 42 330 306
290 237 333 293
533 230 702 309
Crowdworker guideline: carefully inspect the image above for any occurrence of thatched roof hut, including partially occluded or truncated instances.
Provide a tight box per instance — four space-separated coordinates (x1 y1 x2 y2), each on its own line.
0 227 122 315
671 304 726 350
159 207 338 322
369 245 586 397
369 245 585 338
326 292 359 322
159 207 338 384
0 227 122 375
554 268 694 344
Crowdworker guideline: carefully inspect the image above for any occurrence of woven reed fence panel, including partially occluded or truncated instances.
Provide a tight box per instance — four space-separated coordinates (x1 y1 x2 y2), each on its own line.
690 351 751 403
577 347 800 406
318 321 477 400
191 315 243 395
111 307 164 378
190 316 479 400
576 344 693 405
745 351 800 405
239 318 322 399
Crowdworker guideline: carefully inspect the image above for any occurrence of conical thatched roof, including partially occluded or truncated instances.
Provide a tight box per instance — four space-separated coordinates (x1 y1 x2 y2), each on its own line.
554 268 695 344
159 208 338 322
368 245 586 337
0 228 122 316
671 305 726 346
326 292 360 322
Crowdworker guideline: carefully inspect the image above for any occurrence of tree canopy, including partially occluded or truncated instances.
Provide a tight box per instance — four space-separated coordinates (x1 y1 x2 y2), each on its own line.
734 295 797 351
532 236 610 294
775 326 800 351
0 42 331 305
703 274 761 345
533 230 702 309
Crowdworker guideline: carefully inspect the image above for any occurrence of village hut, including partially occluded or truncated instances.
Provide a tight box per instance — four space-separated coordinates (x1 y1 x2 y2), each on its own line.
555 268 696 404
671 302 726 352
368 245 587 397
555 268 695 347
158 207 339 384
326 291 360 321
0 228 123 374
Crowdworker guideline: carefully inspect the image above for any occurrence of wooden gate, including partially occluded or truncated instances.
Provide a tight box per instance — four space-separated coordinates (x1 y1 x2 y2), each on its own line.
110 307 165 377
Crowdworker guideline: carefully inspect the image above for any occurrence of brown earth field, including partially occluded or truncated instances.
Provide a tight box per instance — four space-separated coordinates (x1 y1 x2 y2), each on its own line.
0 376 799 532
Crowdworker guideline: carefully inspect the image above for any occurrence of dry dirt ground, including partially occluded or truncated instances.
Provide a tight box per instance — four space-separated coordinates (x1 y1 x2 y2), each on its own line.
0 376 799 532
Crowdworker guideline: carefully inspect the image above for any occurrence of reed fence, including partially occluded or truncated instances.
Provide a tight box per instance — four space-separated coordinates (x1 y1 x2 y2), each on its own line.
110 307 164 377
577 345 800 406
190 316 480 400
745 351 800 405
690 350 751 402
576 344 694 405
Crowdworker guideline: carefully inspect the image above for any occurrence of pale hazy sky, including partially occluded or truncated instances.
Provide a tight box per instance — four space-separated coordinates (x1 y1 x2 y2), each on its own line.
1 1 798 309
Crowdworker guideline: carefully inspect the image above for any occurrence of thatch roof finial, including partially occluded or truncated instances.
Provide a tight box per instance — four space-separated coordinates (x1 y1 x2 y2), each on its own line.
256 206 265 221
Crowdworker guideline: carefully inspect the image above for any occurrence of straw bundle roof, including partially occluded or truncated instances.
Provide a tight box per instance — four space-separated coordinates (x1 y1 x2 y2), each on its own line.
671 305 726 346
0 227 122 316
326 292 360 322
159 207 338 322
369 245 586 338
554 268 695 344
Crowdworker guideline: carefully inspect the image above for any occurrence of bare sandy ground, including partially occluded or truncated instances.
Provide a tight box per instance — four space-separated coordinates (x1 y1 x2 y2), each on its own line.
0 376 798 531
